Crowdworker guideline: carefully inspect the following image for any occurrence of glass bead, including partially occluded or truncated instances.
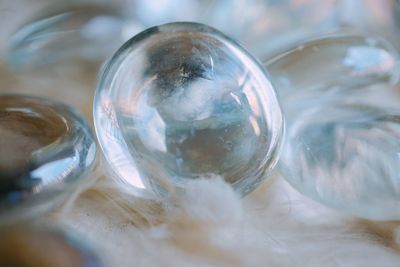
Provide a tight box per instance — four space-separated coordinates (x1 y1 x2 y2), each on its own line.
267 34 400 220
0 95 96 223
94 22 283 197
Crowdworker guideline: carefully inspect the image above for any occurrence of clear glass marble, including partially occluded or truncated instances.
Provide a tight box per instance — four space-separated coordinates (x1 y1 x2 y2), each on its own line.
8 4 127 69
94 22 283 197
0 95 96 223
0 225 103 267
267 34 400 220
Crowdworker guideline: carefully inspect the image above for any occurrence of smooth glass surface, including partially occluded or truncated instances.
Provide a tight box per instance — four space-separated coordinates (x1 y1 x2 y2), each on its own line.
94 22 283 197
266 34 400 220
0 95 96 223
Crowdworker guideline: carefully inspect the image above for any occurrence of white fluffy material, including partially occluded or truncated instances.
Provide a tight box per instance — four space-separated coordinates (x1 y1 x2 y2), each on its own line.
56 167 400 267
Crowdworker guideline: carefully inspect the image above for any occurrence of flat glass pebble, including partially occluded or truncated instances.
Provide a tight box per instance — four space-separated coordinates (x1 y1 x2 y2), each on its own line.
94 22 283 197
0 226 103 267
8 5 127 69
266 34 400 220
0 95 96 223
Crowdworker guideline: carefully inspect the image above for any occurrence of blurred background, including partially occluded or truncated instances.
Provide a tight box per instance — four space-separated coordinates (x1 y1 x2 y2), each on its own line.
1 0 400 266
0 0 399 124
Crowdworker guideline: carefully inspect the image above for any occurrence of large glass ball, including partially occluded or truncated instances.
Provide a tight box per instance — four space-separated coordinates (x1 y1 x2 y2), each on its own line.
94 22 283 197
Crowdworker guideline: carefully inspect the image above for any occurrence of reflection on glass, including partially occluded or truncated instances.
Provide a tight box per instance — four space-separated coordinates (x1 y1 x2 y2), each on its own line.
0 95 96 223
267 33 400 220
94 22 283 197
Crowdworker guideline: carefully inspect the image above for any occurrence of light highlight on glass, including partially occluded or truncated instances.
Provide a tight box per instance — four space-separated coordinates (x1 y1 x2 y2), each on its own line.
267 34 400 220
0 95 96 223
94 22 283 197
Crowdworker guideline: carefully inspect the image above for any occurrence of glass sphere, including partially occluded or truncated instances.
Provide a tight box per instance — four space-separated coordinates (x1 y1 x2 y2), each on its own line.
94 22 283 197
0 95 96 223
267 33 400 220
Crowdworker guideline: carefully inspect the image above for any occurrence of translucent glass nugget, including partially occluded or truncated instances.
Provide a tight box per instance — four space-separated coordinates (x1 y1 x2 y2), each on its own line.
0 95 96 223
94 22 283 196
267 34 400 220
